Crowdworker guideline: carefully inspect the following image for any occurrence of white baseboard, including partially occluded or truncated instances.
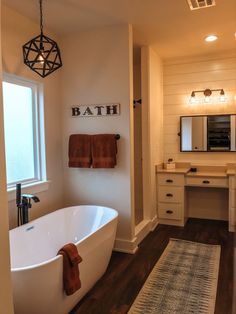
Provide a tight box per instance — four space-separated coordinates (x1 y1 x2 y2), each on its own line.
135 220 150 244
150 215 158 231
113 216 159 254
113 237 138 254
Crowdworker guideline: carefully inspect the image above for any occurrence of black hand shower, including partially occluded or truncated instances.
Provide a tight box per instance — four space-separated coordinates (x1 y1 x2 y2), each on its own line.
16 183 22 226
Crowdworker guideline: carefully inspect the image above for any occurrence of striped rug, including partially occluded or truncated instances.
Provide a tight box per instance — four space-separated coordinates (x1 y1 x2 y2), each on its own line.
128 239 221 314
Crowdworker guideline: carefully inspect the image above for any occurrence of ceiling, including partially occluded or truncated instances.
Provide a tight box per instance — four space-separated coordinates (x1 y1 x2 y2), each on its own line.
3 0 236 59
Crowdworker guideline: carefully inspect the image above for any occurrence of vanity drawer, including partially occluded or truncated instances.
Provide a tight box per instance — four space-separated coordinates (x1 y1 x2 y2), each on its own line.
158 186 183 203
186 177 228 188
158 203 182 220
157 174 184 186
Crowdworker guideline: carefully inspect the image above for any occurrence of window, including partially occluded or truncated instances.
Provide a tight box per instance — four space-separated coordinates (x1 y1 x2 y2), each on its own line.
2 74 46 190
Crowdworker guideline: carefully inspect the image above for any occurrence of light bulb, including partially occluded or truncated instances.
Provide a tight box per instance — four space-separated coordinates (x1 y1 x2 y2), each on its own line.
219 89 226 102
190 96 197 104
219 95 226 102
189 91 198 104
205 35 218 42
204 96 211 103
38 50 45 64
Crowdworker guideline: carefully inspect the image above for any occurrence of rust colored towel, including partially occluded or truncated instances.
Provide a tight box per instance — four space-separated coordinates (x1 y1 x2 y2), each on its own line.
68 134 91 168
57 243 83 296
92 134 117 168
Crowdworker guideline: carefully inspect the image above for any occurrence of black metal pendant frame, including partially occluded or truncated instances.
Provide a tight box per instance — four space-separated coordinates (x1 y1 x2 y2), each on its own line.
22 0 62 78
23 33 62 78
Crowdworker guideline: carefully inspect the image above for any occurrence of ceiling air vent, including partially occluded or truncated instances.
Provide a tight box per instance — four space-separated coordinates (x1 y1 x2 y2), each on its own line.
187 0 216 10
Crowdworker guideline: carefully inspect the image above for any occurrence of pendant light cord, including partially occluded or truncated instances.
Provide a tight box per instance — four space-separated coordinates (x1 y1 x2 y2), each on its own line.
40 0 43 34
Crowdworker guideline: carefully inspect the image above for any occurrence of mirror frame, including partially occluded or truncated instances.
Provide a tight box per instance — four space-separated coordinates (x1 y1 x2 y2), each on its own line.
180 114 236 153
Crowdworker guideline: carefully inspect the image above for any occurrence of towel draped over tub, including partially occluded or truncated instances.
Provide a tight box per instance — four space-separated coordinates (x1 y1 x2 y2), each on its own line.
57 243 83 296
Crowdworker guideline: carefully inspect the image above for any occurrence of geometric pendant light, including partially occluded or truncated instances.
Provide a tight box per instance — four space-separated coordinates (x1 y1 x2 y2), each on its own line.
22 0 62 78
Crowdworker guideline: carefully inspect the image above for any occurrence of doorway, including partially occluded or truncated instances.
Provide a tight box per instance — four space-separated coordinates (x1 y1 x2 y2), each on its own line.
133 47 144 226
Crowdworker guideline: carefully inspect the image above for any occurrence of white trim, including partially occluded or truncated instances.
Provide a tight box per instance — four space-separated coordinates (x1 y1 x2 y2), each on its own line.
8 180 50 202
38 84 47 180
134 216 159 245
3 72 41 86
114 216 159 254
113 237 138 254
135 219 150 244
2 73 47 188
135 219 149 235
150 215 159 231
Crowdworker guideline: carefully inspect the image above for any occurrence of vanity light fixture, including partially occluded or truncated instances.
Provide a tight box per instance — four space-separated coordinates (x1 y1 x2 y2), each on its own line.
189 88 226 104
22 0 62 78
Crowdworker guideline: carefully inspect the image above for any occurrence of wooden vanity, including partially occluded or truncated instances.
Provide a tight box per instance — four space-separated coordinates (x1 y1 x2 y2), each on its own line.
156 163 236 232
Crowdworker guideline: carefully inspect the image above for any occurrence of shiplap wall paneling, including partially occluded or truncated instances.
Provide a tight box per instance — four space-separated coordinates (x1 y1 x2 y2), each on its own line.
163 53 236 164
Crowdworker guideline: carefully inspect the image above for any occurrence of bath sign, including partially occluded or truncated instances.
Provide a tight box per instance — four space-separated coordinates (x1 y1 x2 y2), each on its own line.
71 103 120 117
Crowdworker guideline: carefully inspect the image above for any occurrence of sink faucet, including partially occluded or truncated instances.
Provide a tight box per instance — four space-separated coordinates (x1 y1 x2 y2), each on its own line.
16 184 40 226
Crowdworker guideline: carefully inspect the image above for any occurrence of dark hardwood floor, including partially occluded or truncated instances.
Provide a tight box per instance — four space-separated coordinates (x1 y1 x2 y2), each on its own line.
70 219 234 314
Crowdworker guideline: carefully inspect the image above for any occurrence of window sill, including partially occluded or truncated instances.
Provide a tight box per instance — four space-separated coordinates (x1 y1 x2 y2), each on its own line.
8 180 50 202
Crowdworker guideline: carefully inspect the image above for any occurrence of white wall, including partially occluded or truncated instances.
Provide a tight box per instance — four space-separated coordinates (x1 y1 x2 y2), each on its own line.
0 2 14 312
2 5 64 228
163 51 236 164
60 25 134 248
142 47 163 223
149 48 163 220
2 5 163 253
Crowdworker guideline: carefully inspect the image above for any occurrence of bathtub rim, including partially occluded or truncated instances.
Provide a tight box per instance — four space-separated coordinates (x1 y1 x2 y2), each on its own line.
10 205 118 272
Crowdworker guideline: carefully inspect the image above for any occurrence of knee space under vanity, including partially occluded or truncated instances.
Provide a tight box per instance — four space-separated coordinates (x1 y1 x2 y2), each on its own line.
186 186 229 221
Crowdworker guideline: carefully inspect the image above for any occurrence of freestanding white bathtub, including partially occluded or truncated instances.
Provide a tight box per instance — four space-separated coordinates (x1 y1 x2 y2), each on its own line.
10 205 118 314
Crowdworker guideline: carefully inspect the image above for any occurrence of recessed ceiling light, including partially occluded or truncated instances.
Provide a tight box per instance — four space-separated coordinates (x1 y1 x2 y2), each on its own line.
205 35 218 42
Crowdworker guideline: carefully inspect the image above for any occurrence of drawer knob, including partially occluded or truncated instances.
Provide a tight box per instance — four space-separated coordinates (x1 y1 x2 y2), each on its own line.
166 193 173 197
166 179 173 183
202 180 210 184
166 210 173 214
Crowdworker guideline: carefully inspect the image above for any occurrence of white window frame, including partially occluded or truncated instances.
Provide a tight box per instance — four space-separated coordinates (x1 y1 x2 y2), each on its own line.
2 73 48 199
